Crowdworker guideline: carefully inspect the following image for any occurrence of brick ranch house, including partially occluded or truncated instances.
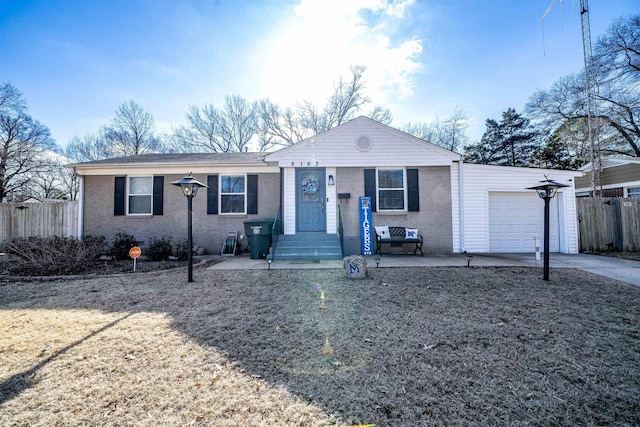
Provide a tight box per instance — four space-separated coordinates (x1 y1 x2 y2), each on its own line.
68 117 581 260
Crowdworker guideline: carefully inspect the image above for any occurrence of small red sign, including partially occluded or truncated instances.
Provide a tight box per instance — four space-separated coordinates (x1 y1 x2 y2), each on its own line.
129 246 142 259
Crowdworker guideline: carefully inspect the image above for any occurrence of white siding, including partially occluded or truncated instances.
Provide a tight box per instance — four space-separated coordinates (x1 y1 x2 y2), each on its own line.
283 168 296 235
266 117 461 168
326 167 337 234
451 161 461 252
461 164 580 254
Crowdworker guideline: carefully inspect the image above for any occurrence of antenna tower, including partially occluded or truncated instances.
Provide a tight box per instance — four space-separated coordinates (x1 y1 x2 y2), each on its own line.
542 0 602 196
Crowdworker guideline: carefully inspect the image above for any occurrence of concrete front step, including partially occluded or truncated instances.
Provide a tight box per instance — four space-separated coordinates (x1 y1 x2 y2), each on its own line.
270 233 343 261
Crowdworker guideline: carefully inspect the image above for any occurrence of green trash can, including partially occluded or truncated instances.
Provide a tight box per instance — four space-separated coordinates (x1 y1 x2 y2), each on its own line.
243 218 275 259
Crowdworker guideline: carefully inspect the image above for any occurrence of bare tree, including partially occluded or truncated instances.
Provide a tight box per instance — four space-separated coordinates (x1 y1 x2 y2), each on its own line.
527 14 640 158
367 105 393 125
65 132 112 162
170 66 389 152
321 65 371 130
218 95 256 152
58 166 79 200
439 108 471 152
0 82 26 113
171 95 257 153
171 104 224 152
594 14 640 85
255 66 388 149
27 161 69 200
400 121 435 141
400 108 470 152
103 100 165 156
0 83 58 201
253 99 308 149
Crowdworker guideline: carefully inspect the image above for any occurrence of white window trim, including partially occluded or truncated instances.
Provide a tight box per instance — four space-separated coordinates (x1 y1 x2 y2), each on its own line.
126 176 153 216
376 168 407 212
219 174 247 215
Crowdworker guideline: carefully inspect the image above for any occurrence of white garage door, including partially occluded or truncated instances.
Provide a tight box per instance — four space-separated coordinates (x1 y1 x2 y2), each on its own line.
489 192 559 253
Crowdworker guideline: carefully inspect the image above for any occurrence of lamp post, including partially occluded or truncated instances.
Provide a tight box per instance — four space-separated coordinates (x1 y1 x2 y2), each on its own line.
172 173 207 282
527 178 569 281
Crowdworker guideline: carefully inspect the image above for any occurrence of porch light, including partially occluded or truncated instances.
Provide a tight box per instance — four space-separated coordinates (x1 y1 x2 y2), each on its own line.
527 177 569 281
172 173 207 282
328 174 335 186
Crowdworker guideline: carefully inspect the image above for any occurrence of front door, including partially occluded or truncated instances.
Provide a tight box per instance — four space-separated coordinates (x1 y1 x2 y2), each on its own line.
296 168 326 232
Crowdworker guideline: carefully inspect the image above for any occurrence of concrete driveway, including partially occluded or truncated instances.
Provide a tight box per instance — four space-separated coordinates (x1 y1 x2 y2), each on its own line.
486 253 640 287
207 252 640 287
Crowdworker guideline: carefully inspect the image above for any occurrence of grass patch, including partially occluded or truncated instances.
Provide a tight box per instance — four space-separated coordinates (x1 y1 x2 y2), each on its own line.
1 266 639 425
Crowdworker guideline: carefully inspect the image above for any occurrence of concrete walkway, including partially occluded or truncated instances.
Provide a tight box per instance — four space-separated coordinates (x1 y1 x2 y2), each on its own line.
207 252 640 287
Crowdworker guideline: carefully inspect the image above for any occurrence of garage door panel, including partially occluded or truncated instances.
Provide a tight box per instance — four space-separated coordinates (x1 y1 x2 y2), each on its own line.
505 224 523 233
489 224 503 233
489 193 559 253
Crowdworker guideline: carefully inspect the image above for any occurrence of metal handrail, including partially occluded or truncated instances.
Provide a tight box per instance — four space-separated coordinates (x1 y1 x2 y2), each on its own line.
338 204 344 255
269 206 282 261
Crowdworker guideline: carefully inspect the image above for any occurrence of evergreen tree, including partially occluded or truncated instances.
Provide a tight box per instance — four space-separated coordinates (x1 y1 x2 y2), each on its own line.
464 108 538 166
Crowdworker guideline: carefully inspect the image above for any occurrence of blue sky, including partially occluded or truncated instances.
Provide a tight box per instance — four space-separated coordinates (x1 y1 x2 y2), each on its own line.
1 0 637 149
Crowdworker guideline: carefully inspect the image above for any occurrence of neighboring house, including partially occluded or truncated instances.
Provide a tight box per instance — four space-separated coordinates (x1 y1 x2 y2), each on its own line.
575 157 640 198
68 117 581 259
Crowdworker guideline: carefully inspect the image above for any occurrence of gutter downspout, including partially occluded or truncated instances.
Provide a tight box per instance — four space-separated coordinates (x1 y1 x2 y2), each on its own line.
75 170 84 239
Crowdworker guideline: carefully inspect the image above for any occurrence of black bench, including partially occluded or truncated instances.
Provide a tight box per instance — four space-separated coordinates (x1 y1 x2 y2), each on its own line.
374 226 423 256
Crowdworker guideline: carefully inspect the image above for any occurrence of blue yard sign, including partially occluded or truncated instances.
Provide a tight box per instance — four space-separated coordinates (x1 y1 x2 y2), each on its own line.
359 196 373 255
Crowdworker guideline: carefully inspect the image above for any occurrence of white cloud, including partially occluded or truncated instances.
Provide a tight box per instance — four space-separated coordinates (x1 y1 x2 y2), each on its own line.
249 0 423 108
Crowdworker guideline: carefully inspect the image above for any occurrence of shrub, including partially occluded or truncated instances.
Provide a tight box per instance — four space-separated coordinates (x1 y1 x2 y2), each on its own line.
146 236 173 261
110 233 138 260
3 235 107 275
174 240 189 261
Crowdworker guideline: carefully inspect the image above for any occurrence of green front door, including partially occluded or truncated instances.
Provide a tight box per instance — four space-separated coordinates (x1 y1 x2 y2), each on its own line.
296 168 326 232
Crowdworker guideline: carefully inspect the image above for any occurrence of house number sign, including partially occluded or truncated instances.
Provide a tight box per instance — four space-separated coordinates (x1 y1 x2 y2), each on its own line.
291 160 320 167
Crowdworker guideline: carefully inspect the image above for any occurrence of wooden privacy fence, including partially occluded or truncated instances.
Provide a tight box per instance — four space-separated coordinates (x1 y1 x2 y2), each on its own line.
577 198 640 251
0 201 79 244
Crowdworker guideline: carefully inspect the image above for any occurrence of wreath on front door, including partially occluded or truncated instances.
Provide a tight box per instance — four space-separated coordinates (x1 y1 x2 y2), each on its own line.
301 174 320 195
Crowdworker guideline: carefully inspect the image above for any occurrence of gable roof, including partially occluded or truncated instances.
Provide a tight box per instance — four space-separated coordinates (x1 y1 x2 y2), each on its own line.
579 156 640 171
265 116 462 167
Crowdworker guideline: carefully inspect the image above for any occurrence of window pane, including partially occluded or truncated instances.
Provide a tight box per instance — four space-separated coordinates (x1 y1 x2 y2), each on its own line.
221 176 245 193
221 194 245 213
378 170 403 188
129 177 152 194
628 187 640 198
129 195 152 214
379 190 404 210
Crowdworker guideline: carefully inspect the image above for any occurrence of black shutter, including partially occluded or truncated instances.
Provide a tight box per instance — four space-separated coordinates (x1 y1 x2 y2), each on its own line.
153 176 164 215
364 169 376 212
407 168 419 212
247 174 258 214
114 177 125 216
207 175 218 214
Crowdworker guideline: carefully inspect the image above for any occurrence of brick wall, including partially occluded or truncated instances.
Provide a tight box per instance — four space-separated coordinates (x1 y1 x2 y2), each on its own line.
335 166 453 254
83 173 280 255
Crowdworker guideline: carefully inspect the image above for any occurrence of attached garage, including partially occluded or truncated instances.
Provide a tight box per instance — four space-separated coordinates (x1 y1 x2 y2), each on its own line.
457 163 580 254
488 192 559 252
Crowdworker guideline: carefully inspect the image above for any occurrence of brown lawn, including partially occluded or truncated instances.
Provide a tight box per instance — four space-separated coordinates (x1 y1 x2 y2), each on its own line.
1 266 639 426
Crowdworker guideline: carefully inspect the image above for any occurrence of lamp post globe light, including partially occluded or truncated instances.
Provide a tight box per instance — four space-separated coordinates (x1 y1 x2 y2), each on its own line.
172 173 207 282
527 178 569 281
